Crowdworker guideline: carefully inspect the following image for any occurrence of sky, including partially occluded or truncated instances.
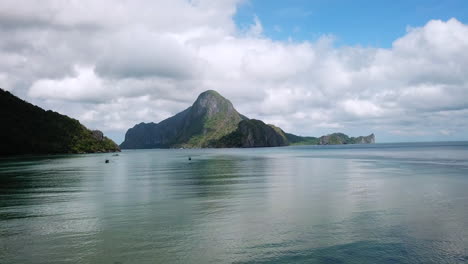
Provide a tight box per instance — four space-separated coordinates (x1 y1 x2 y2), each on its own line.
235 0 468 47
1 0 468 144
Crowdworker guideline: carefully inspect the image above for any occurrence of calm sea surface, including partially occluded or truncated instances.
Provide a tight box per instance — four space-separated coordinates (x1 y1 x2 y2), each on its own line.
1 142 468 263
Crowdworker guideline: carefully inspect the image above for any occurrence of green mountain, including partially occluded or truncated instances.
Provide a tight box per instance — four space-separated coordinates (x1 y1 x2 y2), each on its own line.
284 132 320 145
0 88 120 156
120 90 246 148
213 119 289 148
121 90 375 148
317 133 375 145
285 132 375 145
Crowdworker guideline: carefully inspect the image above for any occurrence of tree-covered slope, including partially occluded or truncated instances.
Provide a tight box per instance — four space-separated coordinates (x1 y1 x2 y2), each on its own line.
213 119 289 148
0 89 120 156
283 132 375 145
284 133 319 145
318 133 375 145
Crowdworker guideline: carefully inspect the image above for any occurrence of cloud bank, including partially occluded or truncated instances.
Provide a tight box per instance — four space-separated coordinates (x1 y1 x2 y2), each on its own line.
1 0 468 142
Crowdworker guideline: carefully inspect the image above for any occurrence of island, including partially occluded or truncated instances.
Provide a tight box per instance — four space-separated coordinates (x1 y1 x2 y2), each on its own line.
120 90 375 149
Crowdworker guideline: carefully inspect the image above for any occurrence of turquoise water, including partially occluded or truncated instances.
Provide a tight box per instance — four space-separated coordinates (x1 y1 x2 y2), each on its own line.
1 142 468 263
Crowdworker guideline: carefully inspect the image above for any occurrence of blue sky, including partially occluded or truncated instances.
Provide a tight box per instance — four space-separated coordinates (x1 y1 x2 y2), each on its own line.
235 0 468 47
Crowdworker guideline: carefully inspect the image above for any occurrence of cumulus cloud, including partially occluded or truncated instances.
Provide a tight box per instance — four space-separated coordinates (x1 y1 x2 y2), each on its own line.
1 1 468 142
95 30 200 79
29 66 107 103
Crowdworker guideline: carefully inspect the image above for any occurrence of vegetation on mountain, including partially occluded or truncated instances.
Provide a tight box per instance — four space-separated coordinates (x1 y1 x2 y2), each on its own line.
213 119 289 148
120 90 245 149
318 133 375 145
121 90 376 148
284 133 320 145
0 88 120 156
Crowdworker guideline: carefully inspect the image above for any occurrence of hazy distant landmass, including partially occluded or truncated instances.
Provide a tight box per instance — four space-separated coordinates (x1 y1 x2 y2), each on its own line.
121 90 375 149
0 88 120 156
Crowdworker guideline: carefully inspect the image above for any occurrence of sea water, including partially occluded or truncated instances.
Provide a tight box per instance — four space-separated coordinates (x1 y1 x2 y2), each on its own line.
1 142 468 263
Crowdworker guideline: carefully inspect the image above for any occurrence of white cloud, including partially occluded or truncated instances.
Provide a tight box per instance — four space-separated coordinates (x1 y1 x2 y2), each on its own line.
247 15 263 37
340 99 383 118
95 29 200 79
1 1 468 142
29 66 107 103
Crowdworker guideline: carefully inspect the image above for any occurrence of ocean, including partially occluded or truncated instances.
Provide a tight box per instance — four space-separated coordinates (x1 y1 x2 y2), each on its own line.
1 142 468 263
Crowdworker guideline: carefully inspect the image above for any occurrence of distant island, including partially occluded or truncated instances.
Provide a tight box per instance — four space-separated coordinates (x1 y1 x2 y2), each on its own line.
0 88 120 156
121 90 375 149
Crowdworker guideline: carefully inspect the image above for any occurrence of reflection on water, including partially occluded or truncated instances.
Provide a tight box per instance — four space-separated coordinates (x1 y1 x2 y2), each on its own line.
1 142 468 263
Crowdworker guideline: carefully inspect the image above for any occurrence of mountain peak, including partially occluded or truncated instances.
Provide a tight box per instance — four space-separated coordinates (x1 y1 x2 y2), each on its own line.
192 90 235 117
199 89 221 97
194 90 226 104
